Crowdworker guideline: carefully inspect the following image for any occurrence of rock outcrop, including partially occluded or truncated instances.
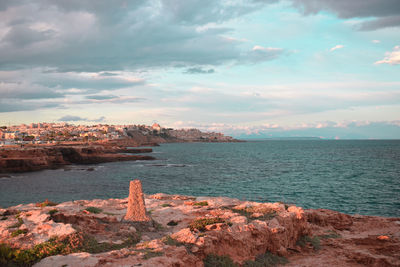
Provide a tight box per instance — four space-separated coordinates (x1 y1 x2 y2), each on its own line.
0 194 398 267
0 145 155 173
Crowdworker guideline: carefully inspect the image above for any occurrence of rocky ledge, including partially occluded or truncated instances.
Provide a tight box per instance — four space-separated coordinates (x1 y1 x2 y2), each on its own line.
0 195 399 267
0 144 154 173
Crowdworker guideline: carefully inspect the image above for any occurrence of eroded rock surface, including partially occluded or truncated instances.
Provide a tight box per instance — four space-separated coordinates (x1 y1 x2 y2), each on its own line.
0 195 398 267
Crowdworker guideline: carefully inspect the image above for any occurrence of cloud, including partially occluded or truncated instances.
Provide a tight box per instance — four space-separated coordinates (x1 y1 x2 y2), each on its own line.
85 95 119 100
37 72 145 91
372 40 381 44
184 67 215 74
176 120 400 139
0 1 282 72
83 96 145 104
0 81 64 99
358 15 400 31
58 115 105 122
0 99 62 113
330 45 344 52
375 46 400 65
291 0 400 30
244 45 285 63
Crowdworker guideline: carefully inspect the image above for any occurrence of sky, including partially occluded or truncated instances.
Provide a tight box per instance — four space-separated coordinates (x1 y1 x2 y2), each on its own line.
0 0 399 139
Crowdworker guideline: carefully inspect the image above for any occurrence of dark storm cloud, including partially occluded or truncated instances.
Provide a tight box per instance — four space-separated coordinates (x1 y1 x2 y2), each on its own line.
358 16 400 31
291 0 400 30
292 0 400 18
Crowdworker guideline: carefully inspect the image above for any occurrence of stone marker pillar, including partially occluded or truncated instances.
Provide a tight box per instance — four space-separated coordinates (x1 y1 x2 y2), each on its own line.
124 180 151 222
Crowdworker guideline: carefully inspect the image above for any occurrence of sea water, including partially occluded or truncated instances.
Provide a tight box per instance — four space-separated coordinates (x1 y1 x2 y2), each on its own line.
1 140 399 217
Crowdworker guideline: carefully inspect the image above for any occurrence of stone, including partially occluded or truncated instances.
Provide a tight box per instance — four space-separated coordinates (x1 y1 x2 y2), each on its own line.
124 180 151 222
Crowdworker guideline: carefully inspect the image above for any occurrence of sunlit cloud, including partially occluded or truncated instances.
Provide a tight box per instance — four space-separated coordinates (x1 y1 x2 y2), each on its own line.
330 45 344 52
375 45 400 65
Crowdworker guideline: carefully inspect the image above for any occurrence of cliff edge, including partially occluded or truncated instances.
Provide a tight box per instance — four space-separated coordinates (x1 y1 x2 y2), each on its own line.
0 194 399 267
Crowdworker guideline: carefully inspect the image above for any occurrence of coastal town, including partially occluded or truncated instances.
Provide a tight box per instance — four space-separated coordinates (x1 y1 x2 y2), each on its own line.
0 122 237 173
0 122 234 146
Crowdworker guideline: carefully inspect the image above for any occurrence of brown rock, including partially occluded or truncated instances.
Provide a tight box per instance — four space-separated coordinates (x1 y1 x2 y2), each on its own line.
124 180 151 222
305 209 353 230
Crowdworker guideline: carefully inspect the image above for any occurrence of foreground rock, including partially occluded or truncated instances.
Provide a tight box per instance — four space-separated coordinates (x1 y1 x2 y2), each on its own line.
0 195 399 267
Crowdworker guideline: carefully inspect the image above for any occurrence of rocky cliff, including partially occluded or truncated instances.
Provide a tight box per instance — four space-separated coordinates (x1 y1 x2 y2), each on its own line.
0 194 398 267
0 145 154 173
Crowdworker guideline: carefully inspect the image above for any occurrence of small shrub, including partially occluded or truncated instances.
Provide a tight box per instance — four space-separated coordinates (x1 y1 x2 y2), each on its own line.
319 230 341 239
296 235 321 251
143 250 164 259
232 207 277 221
11 229 28 237
243 252 288 267
203 254 238 267
1 217 7 221
232 208 253 219
8 217 23 228
189 217 226 232
162 235 185 247
84 207 103 214
161 203 172 207
0 231 141 266
194 201 208 207
167 220 178 226
48 209 58 216
153 221 164 230
36 199 58 208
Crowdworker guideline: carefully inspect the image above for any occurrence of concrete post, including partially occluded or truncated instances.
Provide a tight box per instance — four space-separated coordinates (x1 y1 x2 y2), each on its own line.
124 180 151 221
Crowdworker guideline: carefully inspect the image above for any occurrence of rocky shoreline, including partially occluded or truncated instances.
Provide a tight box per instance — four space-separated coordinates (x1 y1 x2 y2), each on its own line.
0 141 155 173
0 135 243 173
0 194 399 267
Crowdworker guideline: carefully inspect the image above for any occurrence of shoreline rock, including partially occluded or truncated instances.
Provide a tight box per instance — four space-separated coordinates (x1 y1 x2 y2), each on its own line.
0 143 155 173
0 194 398 267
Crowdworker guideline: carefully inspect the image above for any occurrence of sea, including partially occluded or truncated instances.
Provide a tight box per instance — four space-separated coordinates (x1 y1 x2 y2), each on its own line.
1 140 399 217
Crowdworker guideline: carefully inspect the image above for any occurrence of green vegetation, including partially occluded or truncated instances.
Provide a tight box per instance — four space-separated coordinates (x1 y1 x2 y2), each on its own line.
11 229 28 237
48 209 58 216
319 230 341 239
153 221 164 231
0 232 141 266
143 250 164 260
8 218 23 229
296 235 321 251
193 201 209 206
160 203 172 207
189 217 227 232
36 199 58 208
162 235 185 247
203 254 238 267
83 207 103 214
243 252 288 267
231 206 277 221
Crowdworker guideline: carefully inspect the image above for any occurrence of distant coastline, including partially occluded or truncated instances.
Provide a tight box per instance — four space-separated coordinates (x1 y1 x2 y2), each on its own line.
0 123 240 173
